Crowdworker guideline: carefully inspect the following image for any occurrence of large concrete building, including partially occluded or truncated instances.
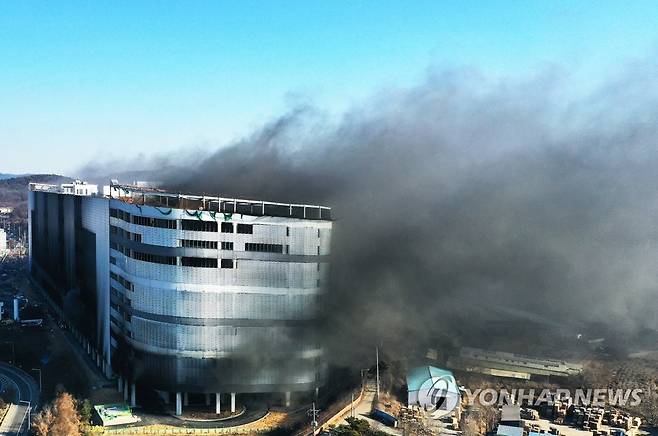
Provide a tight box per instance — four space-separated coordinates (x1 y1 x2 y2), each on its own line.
28 181 331 414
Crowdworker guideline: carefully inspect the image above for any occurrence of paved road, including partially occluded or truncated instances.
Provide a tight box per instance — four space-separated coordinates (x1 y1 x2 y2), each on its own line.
0 404 29 436
0 363 39 436
340 381 401 435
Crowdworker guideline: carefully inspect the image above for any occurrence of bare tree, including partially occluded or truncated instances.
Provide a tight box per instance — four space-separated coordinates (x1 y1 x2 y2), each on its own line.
32 391 82 436
32 405 54 436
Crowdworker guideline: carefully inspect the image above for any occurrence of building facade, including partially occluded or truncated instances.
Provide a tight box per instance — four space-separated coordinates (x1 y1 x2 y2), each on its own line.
0 228 6 253
28 182 331 414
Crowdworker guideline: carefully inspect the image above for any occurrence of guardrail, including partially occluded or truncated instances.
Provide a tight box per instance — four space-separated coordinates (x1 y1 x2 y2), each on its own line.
0 403 10 429
17 401 31 435
313 387 365 435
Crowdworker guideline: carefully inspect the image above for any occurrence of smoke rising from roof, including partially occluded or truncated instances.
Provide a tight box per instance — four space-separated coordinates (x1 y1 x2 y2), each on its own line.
84 65 658 363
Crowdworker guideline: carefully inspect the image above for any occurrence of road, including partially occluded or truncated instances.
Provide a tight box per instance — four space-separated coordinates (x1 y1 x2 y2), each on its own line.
0 362 39 436
339 381 401 435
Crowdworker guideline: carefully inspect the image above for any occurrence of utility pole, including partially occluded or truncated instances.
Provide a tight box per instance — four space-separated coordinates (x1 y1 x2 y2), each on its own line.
351 392 355 418
307 401 319 435
376 346 380 398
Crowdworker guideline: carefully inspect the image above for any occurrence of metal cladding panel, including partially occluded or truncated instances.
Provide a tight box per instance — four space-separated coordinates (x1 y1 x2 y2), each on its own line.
131 318 317 354
81 197 112 374
28 191 33 270
288 226 323 255
135 351 325 394
45 194 60 264
62 196 77 285
107 202 331 393
131 286 317 320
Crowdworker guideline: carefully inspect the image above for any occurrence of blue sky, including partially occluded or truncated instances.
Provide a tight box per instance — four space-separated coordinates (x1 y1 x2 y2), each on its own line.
2 1 657 174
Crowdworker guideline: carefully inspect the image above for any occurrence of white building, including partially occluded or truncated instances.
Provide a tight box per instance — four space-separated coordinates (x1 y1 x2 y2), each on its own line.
60 180 98 196
28 181 331 414
0 228 6 253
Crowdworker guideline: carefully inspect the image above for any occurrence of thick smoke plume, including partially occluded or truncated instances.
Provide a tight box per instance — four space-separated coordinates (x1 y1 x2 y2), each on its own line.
85 65 658 364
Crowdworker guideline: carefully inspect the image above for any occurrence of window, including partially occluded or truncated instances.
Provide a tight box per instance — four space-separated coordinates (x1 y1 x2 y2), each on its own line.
237 224 253 234
285 245 289 254
221 222 234 233
181 239 218 249
221 259 234 269
286 227 290 237
111 274 134 291
244 243 283 253
132 250 177 265
221 241 233 250
318 228 321 238
181 257 218 268
181 219 218 232
132 215 176 229
110 225 141 242
110 256 117 265
110 208 131 223
110 314 122 327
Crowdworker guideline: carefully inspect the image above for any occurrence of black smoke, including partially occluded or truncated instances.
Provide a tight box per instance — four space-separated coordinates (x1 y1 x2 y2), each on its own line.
83 65 658 364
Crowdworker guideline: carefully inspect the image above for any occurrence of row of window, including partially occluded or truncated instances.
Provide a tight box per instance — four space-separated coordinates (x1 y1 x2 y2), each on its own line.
110 208 268 236
132 250 177 265
180 257 234 269
132 215 177 229
111 242 177 265
110 224 142 242
182 219 218 232
111 208 177 229
180 221 253 234
110 271 134 291
244 243 284 253
110 208 131 222
181 239 218 249
111 209 324 239
180 240 235 250
110 311 131 325
113 238 316 257
111 243 235 269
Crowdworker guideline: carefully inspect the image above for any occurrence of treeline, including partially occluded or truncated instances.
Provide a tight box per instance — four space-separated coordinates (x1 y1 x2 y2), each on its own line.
0 174 71 220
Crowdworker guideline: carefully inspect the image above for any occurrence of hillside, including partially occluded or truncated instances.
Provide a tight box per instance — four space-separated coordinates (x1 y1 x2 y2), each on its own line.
0 174 73 221
0 173 28 180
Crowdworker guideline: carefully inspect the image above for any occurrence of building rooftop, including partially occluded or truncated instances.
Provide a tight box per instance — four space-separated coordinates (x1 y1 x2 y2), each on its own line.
29 181 332 221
